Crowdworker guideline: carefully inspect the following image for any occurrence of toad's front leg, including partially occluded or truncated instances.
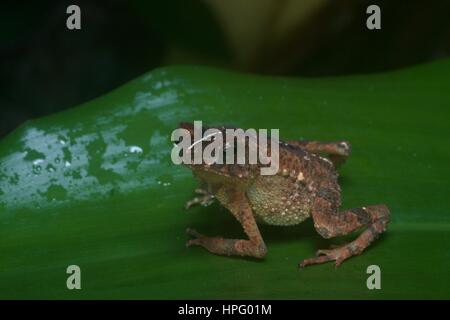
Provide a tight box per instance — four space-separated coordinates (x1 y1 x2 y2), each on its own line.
185 188 215 209
186 191 267 258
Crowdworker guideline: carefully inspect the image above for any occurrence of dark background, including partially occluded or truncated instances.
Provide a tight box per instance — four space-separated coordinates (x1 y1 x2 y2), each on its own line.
1 0 449 138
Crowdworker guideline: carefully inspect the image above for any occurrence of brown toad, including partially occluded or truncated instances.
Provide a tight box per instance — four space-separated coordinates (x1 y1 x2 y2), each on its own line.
178 123 390 267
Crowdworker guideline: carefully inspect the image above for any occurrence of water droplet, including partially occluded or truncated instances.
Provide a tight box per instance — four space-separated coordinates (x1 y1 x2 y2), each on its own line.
58 135 68 145
156 174 173 187
129 146 143 154
33 159 44 166
32 159 44 174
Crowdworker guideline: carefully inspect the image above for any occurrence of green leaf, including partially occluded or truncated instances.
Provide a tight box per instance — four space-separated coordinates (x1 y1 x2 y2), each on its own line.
1 60 449 299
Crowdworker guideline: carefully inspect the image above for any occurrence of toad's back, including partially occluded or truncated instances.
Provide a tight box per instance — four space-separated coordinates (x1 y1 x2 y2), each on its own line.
187 131 340 227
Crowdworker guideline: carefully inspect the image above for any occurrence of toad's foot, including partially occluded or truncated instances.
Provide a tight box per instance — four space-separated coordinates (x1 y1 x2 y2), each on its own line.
185 228 238 255
299 243 361 268
186 228 235 254
185 228 205 246
185 191 267 258
185 188 215 209
185 227 266 258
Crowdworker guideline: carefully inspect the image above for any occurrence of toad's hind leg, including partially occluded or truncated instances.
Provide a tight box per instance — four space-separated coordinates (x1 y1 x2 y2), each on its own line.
186 190 267 258
299 188 390 267
287 140 351 167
